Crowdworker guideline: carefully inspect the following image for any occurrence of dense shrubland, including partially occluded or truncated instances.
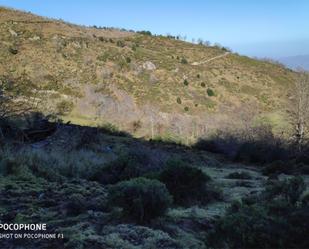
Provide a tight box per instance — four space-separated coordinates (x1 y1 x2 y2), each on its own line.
208 176 309 249
1 114 309 248
195 124 309 173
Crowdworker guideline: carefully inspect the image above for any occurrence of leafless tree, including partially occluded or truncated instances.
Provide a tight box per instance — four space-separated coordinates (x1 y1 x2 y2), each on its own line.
0 76 40 139
293 70 309 151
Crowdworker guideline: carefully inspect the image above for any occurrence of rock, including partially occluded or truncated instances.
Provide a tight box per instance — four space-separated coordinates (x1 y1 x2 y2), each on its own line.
29 36 41 41
149 73 158 84
142 61 156 71
8 29 17 37
72 41 81 48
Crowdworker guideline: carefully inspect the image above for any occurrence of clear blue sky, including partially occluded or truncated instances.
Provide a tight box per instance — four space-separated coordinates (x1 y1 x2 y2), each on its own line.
1 0 308 58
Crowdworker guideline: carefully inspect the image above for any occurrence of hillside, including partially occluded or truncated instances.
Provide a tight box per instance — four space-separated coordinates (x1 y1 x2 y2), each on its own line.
0 7 297 142
1 6 309 249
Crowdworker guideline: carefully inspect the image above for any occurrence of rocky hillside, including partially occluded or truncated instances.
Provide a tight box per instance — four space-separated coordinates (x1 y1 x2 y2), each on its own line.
0 7 297 142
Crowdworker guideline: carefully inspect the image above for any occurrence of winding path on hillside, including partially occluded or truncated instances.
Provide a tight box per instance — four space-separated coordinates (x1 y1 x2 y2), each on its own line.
191 52 230 66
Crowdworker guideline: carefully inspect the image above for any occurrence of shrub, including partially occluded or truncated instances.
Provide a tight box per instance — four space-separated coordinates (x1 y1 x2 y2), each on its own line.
132 120 142 132
265 176 306 205
207 88 215 96
235 140 287 164
195 126 290 164
201 82 206 87
92 150 151 184
98 36 105 42
56 100 73 115
137 30 152 36
8 46 18 55
262 160 290 175
125 57 131 63
108 177 172 222
184 106 189 112
183 79 189 86
116 40 125 47
0 157 32 179
226 171 252 179
210 190 309 249
282 177 306 205
97 123 128 136
176 97 182 104
301 192 309 206
159 160 211 205
180 58 188 64
210 205 285 249
66 194 87 216
131 44 137 51
97 53 108 62
196 74 200 78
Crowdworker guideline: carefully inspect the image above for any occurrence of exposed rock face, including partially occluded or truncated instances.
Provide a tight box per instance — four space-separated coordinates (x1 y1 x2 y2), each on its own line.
29 36 41 41
8 28 17 36
142 61 156 71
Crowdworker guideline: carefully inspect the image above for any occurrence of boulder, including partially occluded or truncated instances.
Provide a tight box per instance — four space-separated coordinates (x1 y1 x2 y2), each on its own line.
8 29 17 37
142 61 156 71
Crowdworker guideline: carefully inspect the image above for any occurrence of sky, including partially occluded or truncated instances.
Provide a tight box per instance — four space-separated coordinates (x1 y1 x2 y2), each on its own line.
0 0 308 58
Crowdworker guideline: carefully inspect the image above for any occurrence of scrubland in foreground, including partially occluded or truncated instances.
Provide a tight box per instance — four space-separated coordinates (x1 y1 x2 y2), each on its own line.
0 118 309 249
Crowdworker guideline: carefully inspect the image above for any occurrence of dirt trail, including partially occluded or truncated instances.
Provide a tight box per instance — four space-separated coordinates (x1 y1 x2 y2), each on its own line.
191 52 230 66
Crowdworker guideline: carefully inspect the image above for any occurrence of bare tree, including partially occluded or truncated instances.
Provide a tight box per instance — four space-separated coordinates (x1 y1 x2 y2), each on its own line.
0 76 40 140
0 76 38 119
293 70 309 151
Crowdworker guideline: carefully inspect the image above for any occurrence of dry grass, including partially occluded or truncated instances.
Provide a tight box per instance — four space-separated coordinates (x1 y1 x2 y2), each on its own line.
0 7 298 140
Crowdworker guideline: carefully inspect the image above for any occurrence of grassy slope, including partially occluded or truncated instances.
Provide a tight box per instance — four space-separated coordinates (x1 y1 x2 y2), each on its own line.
0 7 297 139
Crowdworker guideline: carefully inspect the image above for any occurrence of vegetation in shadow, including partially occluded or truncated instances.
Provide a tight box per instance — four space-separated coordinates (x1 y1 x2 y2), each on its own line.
0 111 308 249
208 176 309 249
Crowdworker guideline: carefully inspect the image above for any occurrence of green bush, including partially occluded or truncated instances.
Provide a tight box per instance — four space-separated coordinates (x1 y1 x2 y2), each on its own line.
183 79 189 86
181 58 188 64
97 53 109 62
125 57 131 63
137 30 152 36
0 157 32 180
210 193 309 249
184 106 189 112
8 46 18 55
66 193 87 216
211 204 284 249
207 88 215 96
201 82 206 87
159 160 211 205
301 192 309 206
225 171 252 179
92 151 151 184
116 40 125 47
262 160 289 175
176 97 182 104
109 177 172 222
282 177 306 205
97 123 128 136
265 176 306 205
56 100 73 115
